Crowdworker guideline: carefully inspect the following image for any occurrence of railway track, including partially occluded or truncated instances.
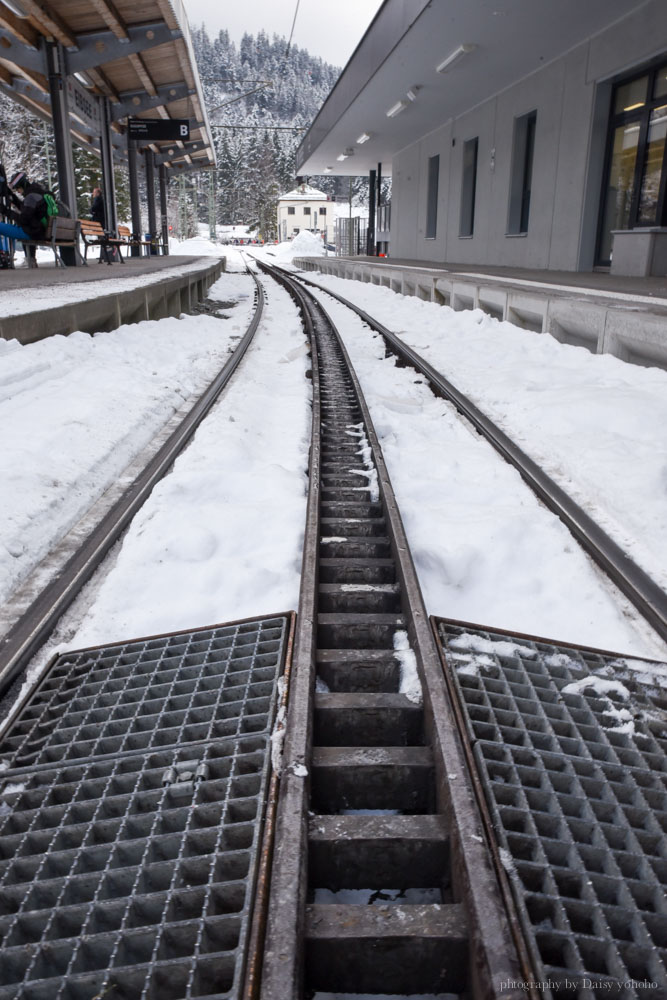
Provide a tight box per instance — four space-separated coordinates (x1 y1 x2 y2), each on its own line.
0 268 265 710
276 264 667 647
256 260 526 998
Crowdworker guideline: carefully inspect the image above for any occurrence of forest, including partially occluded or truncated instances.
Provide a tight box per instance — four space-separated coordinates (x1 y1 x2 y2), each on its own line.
0 25 369 239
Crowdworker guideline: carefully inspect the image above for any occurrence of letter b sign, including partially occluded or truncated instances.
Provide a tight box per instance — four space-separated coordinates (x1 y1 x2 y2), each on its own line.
180 124 188 137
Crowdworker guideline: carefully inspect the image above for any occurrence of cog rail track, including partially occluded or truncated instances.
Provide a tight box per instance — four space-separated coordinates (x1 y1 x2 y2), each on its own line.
256 260 526 999
283 266 667 646
0 268 265 707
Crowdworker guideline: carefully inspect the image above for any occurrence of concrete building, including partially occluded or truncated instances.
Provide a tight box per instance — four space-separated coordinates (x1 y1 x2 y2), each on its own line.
295 0 667 277
277 183 331 243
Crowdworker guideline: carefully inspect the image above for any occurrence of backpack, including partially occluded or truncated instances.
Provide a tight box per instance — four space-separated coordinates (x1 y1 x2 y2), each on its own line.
44 192 58 218
20 191 48 239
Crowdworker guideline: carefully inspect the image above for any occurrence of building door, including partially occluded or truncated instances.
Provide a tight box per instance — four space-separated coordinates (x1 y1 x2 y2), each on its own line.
597 61 667 266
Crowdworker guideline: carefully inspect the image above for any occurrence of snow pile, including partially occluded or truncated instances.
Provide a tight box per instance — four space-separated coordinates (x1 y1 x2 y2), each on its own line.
275 231 326 262
168 234 225 256
308 287 663 656
0 286 253 604
393 630 422 704
298 273 667 598
64 273 310 649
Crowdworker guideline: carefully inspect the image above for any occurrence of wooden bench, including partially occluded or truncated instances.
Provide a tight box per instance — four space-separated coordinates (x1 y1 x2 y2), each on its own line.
79 219 124 264
117 224 154 256
23 216 82 268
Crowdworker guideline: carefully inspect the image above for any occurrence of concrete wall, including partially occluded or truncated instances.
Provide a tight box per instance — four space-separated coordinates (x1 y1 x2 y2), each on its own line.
0 260 225 345
390 0 667 271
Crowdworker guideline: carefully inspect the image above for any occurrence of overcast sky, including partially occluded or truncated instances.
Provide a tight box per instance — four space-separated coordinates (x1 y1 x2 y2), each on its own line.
181 0 384 67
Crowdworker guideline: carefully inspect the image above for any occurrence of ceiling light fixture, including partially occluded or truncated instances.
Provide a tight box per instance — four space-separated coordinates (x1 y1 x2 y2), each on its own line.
0 0 30 16
356 132 372 144
337 153 349 161
406 88 420 102
386 99 408 118
436 43 476 74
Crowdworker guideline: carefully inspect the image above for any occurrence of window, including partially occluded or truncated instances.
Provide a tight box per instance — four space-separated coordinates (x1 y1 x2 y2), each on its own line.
459 137 478 237
319 207 326 215
507 110 536 234
303 206 311 215
597 61 667 265
287 206 295 215
425 154 439 239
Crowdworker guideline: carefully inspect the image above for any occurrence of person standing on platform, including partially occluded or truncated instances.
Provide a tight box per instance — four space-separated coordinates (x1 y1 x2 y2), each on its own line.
0 172 49 266
90 187 105 228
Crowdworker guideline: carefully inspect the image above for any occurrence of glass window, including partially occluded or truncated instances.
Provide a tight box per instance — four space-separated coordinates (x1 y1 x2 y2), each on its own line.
319 207 326 215
425 154 439 239
459 137 478 237
654 65 667 100
303 207 311 215
638 104 667 223
614 75 648 115
507 111 536 234
287 206 295 215
599 123 640 262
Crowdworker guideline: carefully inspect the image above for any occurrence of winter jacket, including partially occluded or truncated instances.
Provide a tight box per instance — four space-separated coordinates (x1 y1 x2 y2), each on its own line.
90 194 105 227
19 182 48 240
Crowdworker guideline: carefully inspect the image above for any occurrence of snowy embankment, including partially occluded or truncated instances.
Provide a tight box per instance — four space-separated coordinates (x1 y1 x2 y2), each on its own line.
298 282 665 659
65 269 310 650
0 271 253 607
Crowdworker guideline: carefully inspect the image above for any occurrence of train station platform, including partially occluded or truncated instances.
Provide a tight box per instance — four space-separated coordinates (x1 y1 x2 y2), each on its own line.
294 255 667 370
0 255 225 345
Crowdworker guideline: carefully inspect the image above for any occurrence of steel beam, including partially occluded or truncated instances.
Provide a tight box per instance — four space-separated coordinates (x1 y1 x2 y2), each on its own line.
127 131 142 257
111 82 192 120
100 97 117 233
68 22 181 74
0 30 44 72
144 147 156 252
159 162 169 254
154 141 204 165
367 168 376 256
45 42 78 229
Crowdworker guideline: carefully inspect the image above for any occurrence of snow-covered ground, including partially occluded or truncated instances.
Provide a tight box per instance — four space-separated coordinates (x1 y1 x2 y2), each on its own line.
2 238 666 712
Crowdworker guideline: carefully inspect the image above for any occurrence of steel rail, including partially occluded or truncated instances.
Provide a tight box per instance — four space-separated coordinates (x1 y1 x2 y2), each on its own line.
284 267 667 644
0 269 266 702
256 260 524 999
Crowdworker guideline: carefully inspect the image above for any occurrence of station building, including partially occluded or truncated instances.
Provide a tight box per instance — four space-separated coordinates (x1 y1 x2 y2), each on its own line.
296 0 667 277
277 183 331 242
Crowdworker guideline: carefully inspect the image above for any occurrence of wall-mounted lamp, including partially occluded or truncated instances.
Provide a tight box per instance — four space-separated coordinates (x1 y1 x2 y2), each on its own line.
436 43 476 74
386 99 408 118
356 132 372 144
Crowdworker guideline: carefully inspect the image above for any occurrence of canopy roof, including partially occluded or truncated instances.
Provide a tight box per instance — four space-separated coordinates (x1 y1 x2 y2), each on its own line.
0 0 214 173
296 0 649 176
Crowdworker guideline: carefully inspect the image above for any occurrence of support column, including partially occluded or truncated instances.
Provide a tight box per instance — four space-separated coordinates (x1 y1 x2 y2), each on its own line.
45 41 78 264
376 161 382 256
99 97 117 233
127 129 141 257
367 168 376 256
159 163 169 255
144 148 156 254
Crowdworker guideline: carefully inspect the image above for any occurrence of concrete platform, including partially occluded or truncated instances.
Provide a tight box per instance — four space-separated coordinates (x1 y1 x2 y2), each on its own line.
293 255 667 370
0 255 226 344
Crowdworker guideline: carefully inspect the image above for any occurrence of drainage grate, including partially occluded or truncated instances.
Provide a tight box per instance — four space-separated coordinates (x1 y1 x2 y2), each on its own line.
0 615 290 1000
435 618 667 1000
0 617 287 772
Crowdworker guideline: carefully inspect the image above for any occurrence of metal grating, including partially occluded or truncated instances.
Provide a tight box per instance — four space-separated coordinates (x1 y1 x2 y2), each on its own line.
435 618 667 1000
0 615 290 1000
0 618 287 772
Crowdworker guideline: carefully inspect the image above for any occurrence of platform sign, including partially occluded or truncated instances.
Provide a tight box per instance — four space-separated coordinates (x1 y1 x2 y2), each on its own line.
128 118 190 141
67 77 101 131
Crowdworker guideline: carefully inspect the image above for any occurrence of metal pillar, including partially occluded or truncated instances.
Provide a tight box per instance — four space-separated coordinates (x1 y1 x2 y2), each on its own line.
127 130 142 257
144 148 156 254
376 161 382 256
99 98 117 234
208 171 216 242
45 42 78 247
159 163 169 255
367 168 376 256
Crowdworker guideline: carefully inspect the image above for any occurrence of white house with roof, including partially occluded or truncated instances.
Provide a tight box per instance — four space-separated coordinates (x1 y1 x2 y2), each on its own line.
277 183 331 242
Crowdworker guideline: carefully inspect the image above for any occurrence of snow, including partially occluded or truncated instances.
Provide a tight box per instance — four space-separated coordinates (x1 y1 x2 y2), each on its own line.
0 256 218 317
561 676 631 700
271 231 327 263
3 242 667 718
279 183 328 201
288 271 667 599
286 274 666 658
393 630 422 704
0 277 253 606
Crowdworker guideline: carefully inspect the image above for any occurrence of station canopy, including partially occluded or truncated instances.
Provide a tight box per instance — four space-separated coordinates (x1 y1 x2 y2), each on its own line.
0 0 215 173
